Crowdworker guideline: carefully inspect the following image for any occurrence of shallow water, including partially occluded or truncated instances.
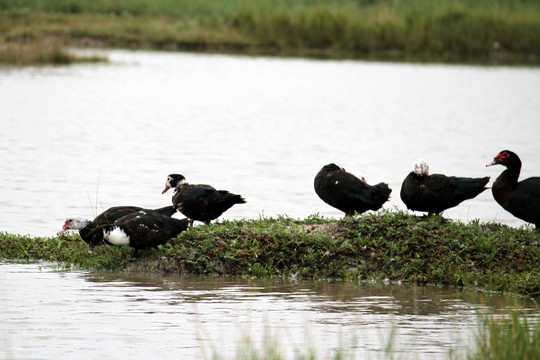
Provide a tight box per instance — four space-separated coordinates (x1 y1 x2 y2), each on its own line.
1 51 539 359
0 50 539 236
1 262 538 359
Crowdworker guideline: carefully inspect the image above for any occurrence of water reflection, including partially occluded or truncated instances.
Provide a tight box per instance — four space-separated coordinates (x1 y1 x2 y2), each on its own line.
83 272 538 315
1 263 538 359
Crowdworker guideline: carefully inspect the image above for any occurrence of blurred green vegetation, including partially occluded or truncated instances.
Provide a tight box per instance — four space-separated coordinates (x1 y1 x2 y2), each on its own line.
0 0 539 64
0 38 105 65
464 311 540 360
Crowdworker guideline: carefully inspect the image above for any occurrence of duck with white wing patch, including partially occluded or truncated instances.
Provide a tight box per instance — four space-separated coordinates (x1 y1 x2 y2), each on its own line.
85 210 189 253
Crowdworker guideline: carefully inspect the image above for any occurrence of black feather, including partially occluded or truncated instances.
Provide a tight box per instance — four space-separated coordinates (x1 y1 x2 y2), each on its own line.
400 169 489 215
487 150 540 228
63 205 177 251
163 174 246 228
87 212 189 250
314 163 391 216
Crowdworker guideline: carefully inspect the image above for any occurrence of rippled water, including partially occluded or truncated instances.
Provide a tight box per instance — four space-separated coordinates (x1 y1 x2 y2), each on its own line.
1 51 539 236
1 262 537 359
1 52 539 359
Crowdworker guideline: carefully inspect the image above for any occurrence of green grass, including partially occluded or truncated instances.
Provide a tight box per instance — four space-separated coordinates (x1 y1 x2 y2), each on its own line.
1 211 539 359
1 211 538 299
203 309 540 360
463 311 540 360
0 0 539 64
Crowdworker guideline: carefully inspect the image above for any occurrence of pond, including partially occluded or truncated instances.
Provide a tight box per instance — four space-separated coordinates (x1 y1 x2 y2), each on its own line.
1 262 538 359
0 50 539 236
0 51 539 359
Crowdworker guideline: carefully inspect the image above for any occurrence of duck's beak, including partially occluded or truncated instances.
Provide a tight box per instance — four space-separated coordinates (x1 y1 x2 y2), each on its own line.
88 243 94 255
57 223 69 235
486 160 497 167
162 184 171 194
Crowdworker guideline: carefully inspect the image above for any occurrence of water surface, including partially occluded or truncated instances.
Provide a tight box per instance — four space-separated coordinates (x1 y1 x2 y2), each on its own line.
0 51 539 236
1 54 539 360
1 263 538 359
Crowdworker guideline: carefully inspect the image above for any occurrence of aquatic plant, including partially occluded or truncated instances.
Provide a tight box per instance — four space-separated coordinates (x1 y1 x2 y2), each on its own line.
463 311 540 360
198 309 540 359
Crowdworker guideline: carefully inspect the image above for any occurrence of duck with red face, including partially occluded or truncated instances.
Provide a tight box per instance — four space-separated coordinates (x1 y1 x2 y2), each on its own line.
58 205 177 253
84 211 189 252
487 150 540 229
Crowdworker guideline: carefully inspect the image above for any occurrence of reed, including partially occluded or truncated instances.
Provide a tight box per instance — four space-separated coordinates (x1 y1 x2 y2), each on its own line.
0 0 539 64
199 309 540 360
464 311 540 360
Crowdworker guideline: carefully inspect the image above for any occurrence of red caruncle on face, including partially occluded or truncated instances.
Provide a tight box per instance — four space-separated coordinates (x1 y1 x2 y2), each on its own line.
496 152 510 162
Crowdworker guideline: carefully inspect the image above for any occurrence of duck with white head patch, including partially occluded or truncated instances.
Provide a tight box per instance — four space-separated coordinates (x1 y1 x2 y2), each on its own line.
162 174 246 228
58 205 177 253
400 158 489 215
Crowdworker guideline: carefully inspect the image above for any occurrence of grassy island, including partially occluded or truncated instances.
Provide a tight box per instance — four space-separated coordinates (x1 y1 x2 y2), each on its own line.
0 0 539 65
2 211 539 359
1 211 538 299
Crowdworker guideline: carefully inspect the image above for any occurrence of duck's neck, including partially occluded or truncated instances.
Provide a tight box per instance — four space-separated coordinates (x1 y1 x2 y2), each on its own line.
492 165 521 206
79 226 90 239
175 182 188 192
77 220 92 238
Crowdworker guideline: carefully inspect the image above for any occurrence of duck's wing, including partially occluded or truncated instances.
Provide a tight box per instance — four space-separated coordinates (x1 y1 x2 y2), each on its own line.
509 177 540 224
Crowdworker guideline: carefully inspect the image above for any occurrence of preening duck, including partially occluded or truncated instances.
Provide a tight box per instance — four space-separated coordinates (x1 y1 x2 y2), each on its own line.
400 159 489 215
162 174 246 228
314 163 391 216
486 150 540 229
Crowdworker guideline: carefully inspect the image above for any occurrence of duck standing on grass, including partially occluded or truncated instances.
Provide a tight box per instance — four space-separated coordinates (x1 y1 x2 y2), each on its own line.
486 150 540 229
84 211 189 253
400 159 489 216
58 205 177 252
162 174 246 228
314 163 391 217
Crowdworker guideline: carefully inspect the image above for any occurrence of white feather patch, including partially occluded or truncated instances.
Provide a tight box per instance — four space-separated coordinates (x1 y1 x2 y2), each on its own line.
104 227 130 246
414 159 429 176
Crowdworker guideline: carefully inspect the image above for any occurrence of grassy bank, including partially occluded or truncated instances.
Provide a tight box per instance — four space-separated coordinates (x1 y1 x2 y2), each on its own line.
0 39 105 65
0 0 539 64
1 211 538 298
